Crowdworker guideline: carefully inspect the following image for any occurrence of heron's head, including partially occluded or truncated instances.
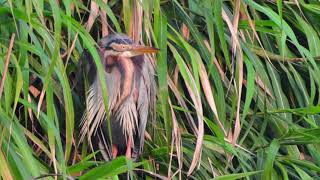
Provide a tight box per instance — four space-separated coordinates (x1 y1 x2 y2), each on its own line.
98 34 159 58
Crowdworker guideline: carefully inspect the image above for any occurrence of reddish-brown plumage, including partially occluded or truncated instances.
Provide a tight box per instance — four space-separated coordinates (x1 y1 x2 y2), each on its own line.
116 57 135 108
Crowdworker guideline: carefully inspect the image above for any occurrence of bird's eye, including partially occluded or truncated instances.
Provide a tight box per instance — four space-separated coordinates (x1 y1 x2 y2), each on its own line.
121 45 125 49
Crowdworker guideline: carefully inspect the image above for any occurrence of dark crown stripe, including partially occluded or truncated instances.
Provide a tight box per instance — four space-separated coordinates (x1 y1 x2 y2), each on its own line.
100 34 134 48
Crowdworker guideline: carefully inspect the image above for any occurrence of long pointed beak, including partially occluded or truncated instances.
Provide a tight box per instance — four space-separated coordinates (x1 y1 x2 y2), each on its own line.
126 45 159 57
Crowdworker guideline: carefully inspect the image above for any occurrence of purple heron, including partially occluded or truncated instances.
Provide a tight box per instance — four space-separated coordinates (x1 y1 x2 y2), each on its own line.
79 34 158 161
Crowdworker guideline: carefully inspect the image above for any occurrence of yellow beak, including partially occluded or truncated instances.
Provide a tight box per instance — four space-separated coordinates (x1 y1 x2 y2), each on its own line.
124 45 160 57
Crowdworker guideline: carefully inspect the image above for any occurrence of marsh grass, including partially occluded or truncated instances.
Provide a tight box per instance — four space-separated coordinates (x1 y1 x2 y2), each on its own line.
0 0 320 179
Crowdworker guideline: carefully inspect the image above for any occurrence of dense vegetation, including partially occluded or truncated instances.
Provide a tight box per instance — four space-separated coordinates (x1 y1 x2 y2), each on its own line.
1 0 320 179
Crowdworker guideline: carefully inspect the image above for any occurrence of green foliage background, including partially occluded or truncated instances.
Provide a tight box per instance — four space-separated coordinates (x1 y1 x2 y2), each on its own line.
0 0 320 179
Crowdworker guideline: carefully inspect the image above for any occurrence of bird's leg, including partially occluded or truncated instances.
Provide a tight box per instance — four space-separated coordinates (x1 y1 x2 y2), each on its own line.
112 144 118 159
125 138 132 159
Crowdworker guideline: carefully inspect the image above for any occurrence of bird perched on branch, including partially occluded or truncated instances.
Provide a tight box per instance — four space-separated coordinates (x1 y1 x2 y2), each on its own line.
79 33 158 161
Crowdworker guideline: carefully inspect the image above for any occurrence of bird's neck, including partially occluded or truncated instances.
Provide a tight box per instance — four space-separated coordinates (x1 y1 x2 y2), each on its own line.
117 57 135 104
